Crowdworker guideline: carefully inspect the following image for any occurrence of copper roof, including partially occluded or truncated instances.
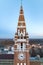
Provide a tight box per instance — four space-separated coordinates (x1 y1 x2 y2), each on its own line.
18 6 25 21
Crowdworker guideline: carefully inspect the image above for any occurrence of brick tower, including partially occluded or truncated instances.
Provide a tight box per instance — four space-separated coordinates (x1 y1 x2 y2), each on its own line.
14 5 30 65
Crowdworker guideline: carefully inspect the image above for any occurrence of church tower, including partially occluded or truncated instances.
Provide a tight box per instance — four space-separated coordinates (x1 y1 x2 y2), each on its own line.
14 1 30 65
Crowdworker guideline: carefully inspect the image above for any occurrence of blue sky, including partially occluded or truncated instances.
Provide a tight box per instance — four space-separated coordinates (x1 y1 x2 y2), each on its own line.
0 0 43 39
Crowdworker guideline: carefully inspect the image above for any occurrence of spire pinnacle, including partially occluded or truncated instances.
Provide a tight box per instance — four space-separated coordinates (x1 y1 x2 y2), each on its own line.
21 0 22 6
18 6 25 21
18 0 24 21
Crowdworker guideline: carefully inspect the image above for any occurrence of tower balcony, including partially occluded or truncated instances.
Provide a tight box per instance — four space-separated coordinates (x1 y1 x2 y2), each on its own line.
17 26 26 28
14 49 29 52
17 39 26 42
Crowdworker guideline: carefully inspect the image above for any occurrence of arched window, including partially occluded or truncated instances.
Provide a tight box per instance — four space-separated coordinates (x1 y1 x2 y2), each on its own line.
23 29 25 36
21 63 22 65
18 29 20 35
24 63 26 65
21 43 23 50
17 63 19 65
21 34 23 39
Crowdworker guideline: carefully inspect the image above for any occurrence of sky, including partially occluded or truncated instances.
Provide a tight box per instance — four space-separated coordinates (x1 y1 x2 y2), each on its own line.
0 0 43 39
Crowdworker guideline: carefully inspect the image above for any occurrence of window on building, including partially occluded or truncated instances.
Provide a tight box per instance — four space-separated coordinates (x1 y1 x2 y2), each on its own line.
24 63 26 65
21 63 22 65
21 43 23 50
17 63 19 65
21 34 23 39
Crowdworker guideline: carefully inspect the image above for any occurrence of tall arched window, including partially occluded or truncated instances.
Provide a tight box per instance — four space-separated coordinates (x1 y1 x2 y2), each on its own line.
18 29 20 35
17 63 19 65
23 29 25 36
21 43 23 50
21 34 23 39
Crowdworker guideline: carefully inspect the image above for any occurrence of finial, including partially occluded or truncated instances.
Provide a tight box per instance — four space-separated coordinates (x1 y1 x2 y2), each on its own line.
21 0 22 6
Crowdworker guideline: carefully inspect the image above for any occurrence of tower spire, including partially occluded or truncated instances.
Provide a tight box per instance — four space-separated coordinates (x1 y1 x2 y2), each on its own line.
18 0 25 22
14 1 30 65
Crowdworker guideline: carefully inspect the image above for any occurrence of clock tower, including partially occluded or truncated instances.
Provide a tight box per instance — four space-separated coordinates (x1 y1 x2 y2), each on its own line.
14 5 30 65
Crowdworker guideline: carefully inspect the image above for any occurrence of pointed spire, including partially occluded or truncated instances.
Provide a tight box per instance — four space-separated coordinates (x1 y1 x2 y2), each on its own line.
18 5 25 21
18 0 25 21
18 0 26 26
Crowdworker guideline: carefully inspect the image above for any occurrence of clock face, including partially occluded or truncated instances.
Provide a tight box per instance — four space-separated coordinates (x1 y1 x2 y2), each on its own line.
18 53 25 61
